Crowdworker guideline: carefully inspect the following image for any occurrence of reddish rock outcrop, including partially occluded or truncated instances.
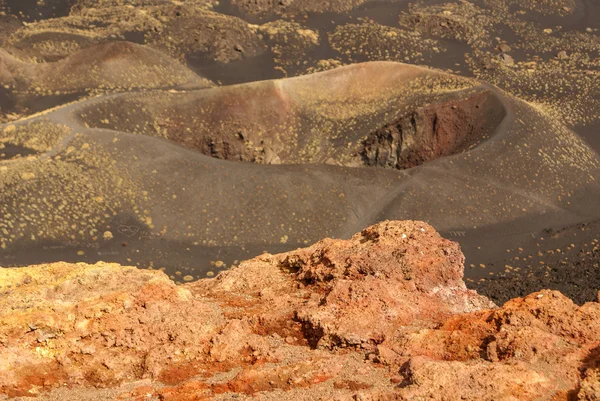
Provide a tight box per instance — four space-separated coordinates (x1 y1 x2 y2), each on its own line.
0 220 599 400
360 90 505 169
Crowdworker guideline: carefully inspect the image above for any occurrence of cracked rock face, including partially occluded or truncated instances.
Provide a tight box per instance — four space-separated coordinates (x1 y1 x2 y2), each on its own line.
359 90 505 169
0 220 599 400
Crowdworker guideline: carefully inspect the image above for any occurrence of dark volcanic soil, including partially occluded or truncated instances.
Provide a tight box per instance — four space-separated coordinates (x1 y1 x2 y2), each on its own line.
0 0 599 305
461 219 600 305
0 0 75 21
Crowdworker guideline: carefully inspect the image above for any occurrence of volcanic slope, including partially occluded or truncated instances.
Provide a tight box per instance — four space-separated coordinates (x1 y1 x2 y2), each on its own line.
0 42 211 92
0 41 212 122
2 1 264 63
1 60 599 284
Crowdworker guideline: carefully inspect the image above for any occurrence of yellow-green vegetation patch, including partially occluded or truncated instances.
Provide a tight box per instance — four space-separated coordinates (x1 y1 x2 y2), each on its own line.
6 2 258 64
254 20 320 76
71 0 216 9
6 6 160 60
230 0 367 16
0 135 148 250
293 70 475 122
399 2 495 48
507 20 599 54
0 121 71 155
305 59 345 74
485 0 576 16
142 7 265 62
399 0 600 128
329 22 444 65
467 50 599 126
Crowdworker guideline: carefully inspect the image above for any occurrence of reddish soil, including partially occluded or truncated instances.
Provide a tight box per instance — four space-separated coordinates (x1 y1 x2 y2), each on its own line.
1 221 599 400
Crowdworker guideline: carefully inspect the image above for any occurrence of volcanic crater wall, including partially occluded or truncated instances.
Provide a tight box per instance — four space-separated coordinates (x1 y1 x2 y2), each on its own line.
360 90 506 169
73 82 506 170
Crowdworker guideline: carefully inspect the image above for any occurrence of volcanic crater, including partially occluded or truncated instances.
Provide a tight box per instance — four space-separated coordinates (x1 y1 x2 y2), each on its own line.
1 0 600 320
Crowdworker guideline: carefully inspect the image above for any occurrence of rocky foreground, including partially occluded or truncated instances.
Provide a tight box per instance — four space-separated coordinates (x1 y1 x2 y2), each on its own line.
1 221 599 400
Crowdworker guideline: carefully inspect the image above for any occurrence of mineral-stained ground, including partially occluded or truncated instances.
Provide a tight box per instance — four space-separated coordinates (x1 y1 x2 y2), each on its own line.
0 0 599 398
1 221 600 401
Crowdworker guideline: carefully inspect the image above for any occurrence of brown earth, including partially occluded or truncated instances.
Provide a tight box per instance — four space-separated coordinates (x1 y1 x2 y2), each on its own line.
1 220 599 400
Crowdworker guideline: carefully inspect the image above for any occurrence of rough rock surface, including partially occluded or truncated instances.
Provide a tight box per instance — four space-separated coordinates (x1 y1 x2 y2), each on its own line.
0 220 599 400
360 90 504 169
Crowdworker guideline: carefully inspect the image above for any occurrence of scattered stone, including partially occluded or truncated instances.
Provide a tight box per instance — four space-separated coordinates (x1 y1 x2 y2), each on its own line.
497 43 511 53
20 172 36 181
499 53 514 66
